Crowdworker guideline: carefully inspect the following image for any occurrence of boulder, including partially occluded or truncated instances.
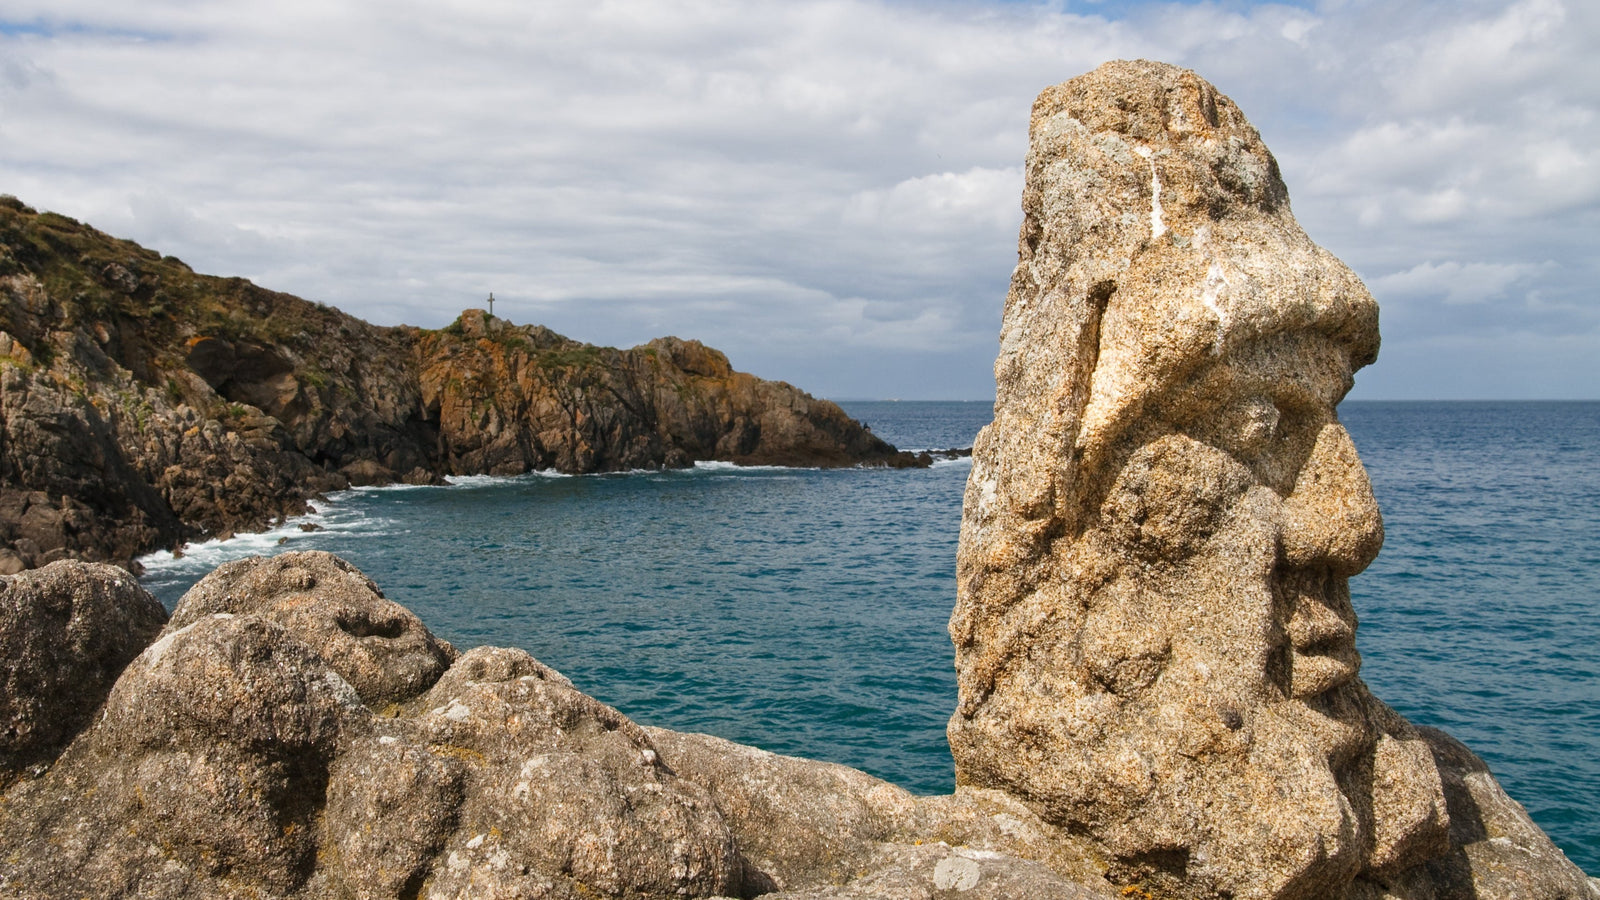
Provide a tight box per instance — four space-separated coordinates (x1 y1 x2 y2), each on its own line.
0 614 362 898
949 58 1594 900
168 551 456 708
394 647 742 899
0 558 745 899
0 559 166 787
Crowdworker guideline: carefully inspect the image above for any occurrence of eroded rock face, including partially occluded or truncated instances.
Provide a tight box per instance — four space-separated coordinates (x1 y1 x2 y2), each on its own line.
415 312 925 475
169 550 456 708
0 555 744 900
950 60 1592 899
0 559 166 788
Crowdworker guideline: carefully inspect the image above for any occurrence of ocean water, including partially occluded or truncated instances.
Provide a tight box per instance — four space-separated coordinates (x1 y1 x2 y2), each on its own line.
138 400 1600 874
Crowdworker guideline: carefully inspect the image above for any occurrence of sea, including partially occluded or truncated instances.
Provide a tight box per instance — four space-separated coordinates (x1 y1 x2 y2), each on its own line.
138 400 1600 874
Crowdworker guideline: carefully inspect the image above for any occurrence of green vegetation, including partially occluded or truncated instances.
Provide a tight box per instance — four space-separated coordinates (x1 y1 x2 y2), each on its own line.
536 345 601 370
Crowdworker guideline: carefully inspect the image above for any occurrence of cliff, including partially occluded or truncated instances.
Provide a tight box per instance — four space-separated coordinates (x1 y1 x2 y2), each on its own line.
0 199 922 572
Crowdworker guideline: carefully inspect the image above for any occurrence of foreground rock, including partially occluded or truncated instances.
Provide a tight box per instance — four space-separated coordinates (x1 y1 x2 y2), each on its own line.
950 59 1594 899
0 204 921 571
0 552 1121 899
0 552 744 899
1 542 1593 897
0 560 165 789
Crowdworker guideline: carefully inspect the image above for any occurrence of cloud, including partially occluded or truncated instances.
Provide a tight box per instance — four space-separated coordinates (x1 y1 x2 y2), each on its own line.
0 0 1595 399
1372 260 1555 306
844 167 1021 233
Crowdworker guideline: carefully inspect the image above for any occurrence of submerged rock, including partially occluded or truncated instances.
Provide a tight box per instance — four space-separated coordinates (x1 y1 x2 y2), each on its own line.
949 59 1594 900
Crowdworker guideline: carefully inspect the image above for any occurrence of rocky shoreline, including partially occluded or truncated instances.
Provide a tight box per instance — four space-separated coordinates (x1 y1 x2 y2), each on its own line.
0 543 1592 900
0 205 924 572
1 59 1596 900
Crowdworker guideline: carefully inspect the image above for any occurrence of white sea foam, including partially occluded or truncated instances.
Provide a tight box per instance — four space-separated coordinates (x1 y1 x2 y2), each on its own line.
691 460 797 473
135 488 399 578
444 473 542 487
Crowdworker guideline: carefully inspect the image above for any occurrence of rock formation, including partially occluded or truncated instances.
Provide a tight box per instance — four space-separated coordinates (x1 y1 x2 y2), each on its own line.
0 60 1594 900
949 59 1595 899
417 311 917 474
0 552 1124 899
0 200 922 571
0 560 165 789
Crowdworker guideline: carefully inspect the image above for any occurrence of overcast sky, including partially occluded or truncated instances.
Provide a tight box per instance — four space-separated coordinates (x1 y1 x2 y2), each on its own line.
1 0 1594 400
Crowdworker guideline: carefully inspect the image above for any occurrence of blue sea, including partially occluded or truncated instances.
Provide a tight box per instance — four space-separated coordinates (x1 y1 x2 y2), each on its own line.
138 400 1600 874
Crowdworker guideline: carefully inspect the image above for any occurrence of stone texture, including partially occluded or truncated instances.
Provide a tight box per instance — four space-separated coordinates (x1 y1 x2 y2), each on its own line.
168 550 456 708
646 728 1120 898
758 842 1106 900
0 613 362 899
392 645 742 899
949 58 1594 900
0 564 745 899
0 559 166 788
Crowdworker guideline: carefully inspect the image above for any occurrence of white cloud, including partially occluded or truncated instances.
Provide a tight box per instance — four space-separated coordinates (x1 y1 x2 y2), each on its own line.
1372 260 1554 306
0 0 1595 399
844 167 1021 233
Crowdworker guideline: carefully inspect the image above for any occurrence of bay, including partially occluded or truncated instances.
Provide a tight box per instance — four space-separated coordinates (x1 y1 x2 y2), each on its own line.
138 400 1600 874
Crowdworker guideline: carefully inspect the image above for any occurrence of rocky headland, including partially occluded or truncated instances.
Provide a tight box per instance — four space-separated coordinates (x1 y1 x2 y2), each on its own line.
1 60 1596 900
0 206 922 572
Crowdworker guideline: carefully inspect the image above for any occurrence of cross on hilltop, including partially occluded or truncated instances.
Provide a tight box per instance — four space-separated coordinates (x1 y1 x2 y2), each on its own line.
487 292 495 317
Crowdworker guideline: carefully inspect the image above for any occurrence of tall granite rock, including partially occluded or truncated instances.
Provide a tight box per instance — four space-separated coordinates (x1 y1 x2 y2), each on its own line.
949 60 1596 899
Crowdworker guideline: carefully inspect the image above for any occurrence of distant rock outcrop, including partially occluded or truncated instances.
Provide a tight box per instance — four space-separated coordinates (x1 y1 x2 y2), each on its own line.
418 310 922 474
0 200 922 571
949 59 1595 900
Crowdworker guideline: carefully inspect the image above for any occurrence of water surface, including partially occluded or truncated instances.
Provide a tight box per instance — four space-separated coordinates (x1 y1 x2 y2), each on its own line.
140 400 1600 873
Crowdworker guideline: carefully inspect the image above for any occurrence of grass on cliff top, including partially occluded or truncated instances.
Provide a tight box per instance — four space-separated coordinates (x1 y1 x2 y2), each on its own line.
0 196 373 374
429 314 609 371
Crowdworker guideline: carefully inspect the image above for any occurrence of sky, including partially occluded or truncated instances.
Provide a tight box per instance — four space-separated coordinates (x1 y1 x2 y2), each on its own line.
0 0 1594 400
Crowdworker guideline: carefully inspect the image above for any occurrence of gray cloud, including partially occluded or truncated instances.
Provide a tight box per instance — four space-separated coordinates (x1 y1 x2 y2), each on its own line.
0 0 1594 398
